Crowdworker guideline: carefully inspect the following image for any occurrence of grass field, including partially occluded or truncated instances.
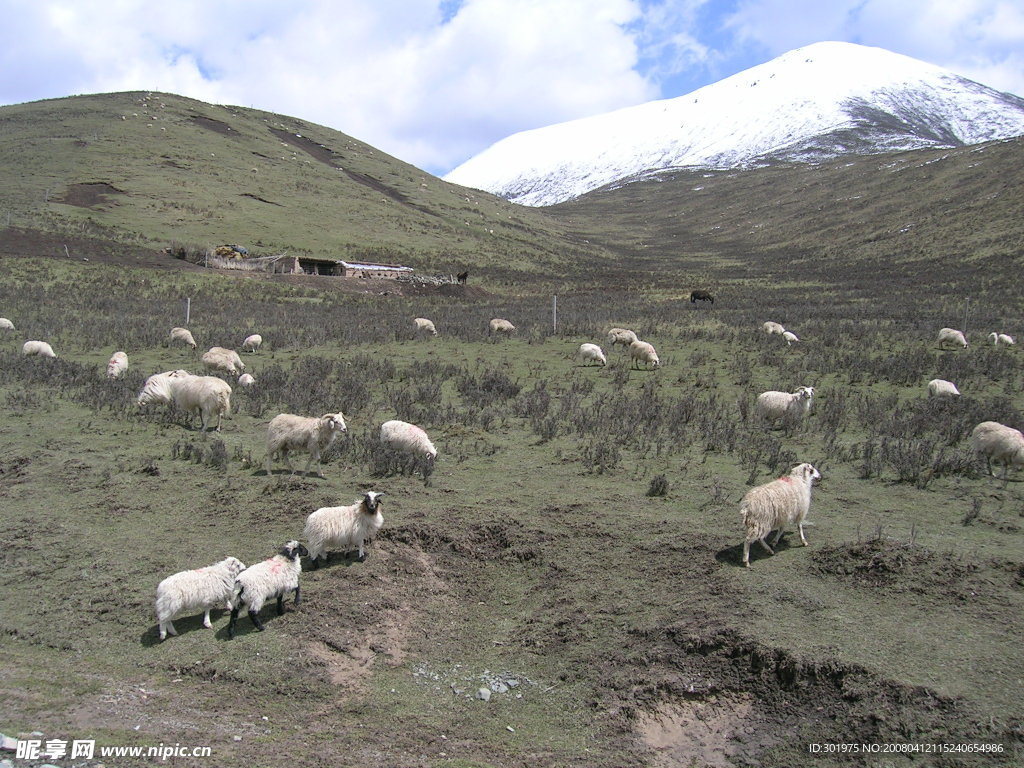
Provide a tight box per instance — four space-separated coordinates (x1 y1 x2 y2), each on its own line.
1 248 1023 767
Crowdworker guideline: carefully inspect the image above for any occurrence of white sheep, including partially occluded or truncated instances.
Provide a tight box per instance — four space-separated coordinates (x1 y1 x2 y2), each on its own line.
23 340 57 358
137 370 232 432
304 491 385 566
607 328 638 347
989 332 1016 346
0 318 14 330
241 333 263 353
741 462 822 567
170 327 197 349
106 351 128 379
201 346 245 376
782 331 800 346
413 317 438 336
489 318 516 335
937 327 968 349
762 321 785 336
228 541 308 637
578 343 607 366
629 339 660 369
755 386 815 428
154 556 246 640
238 373 256 388
380 419 437 461
970 421 1024 481
927 379 960 398
264 412 347 477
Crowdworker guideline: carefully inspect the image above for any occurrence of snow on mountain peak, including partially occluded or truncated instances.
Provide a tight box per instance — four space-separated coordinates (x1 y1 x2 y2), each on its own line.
443 41 1024 206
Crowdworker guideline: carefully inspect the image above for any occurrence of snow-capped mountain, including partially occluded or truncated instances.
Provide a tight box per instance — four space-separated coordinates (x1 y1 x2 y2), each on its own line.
443 42 1024 206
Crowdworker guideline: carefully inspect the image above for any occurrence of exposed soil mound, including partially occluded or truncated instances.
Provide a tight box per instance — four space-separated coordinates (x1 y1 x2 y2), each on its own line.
190 114 237 137
55 182 125 209
810 537 977 593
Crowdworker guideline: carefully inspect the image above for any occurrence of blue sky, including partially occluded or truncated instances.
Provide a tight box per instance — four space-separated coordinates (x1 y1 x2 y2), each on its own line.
1 0 1022 175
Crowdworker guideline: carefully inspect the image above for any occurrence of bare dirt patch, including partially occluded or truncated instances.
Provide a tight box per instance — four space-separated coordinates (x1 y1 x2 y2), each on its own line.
54 182 125 209
189 114 238 137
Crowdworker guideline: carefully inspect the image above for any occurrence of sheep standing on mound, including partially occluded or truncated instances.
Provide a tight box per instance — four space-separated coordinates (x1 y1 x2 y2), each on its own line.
201 346 245 376
629 339 660 369
413 318 438 336
970 421 1024 481
578 343 607 366
0 318 14 330
489 318 515 335
380 419 437 461
228 541 308 637
607 328 638 348
755 386 814 428
265 412 347 477
107 351 128 379
989 332 1016 346
741 463 822 567
155 556 246 640
137 370 232 432
304 491 385 566
937 328 968 349
170 327 197 349
762 321 785 336
241 334 263 353
927 379 960 398
23 340 57 358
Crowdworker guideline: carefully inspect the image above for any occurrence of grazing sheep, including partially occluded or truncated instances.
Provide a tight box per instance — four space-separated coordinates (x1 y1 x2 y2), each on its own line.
970 421 1024 481
106 351 128 379
629 339 660 369
762 321 785 336
155 556 246 640
238 373 256 388
228 541 308 637
137 370 232 432
489 318 516 335
265 412 347 477
170 327 197 349
201 346 245 376
304 491 385 566
578 343 607 366
380 419 437 461
937 327 968 349
607 328 639 347
241 334 263 353
741 463 822 567
0 318 14 330
927 379 960 398
690 290 714 304
782 331 800 346
23 340 57 358
989 332 1016 346
755 386 815 428
413 317 438 336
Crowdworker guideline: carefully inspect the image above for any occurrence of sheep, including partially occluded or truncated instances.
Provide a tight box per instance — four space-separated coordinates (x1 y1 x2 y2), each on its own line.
137 370 232 432
629 339 660 369
762 321 785 336
154 556 246 640
989 332 1016 346
607 328 638 347
264 412 347 477
241 334 263 353
489 318 516 335
170 327 197 349
690 290 714 304
970 421 1024 481
238 373 256 388
23 340 57 358
380 419 437 461
201 346 245 376
927 379 960 398
304 491 385 567
0 318 14 330
106 351 128 379
228 541 308 637
578 343 607 366
741 463 822 567
755 386 815 428
413 317 438 336
937 327 968 349
782 330 800 346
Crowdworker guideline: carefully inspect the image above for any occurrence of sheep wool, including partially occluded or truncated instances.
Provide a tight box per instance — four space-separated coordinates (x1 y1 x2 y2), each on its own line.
970 421 1024 481
155 556 246 640
937 328 968 349
238 373 256 388
201 346 245 376
413 318 438 336
607 328 638 347
762 321 785 336
228 541 308 637
755 386 814 427
629 339 660 369
305 491 385 566
170 327 197 349
137 370 232 432
578 343 607 366
107 351 129 379
741 463 821 567
0 318 14 330
989 332 1016 346
782 331 800 346
380 420 437 460
927 379 960 398
265 412 347 477
23 340 57 358
241 334 263 353
489 318 516 335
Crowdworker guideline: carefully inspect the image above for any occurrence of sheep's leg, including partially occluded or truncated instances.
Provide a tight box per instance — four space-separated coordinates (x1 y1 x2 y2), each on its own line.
228 608 240 638
249 609 266 631
159 621 176 640
758 536 776 555
797 522 809 546
770 527 786 547
282 448 296 474
742 541 751 567
293 584 301 606
202 609 212 629
276 594 285 616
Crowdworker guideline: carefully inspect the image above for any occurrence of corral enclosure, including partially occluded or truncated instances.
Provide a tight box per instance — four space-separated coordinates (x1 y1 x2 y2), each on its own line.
1 246 1022 767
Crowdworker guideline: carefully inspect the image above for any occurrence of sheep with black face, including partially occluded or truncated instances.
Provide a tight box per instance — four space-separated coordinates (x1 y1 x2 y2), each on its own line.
304 491 385 566
228 541 308 637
